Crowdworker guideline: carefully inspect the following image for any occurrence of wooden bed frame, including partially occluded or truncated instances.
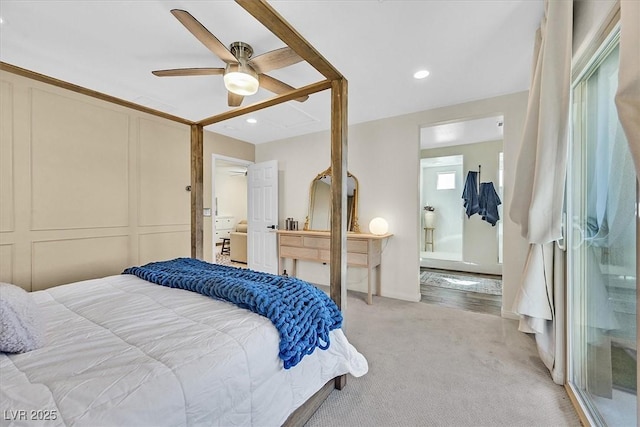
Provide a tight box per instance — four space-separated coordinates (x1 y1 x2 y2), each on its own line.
1 0 349 424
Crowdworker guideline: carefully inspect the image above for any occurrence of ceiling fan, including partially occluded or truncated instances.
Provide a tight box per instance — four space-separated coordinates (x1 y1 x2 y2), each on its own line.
152 9 309 107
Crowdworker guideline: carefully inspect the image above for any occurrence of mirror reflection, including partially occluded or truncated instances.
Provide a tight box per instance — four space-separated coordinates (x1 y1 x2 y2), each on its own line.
305 167 360 232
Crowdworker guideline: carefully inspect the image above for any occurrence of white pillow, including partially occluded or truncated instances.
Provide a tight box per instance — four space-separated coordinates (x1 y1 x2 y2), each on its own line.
0 283 46 353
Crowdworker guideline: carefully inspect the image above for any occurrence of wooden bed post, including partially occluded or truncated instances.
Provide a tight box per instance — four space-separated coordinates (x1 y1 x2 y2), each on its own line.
191 124 204 259
331 78 348 392
330 78 348 312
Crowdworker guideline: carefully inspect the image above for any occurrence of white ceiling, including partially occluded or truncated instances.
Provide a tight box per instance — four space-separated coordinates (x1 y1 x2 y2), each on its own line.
0 1 542 145
420 115 504 150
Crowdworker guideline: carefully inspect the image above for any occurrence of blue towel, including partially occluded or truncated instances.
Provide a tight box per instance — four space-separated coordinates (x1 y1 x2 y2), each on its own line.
123 258 342 369
478 182 502 226
462 171 480 218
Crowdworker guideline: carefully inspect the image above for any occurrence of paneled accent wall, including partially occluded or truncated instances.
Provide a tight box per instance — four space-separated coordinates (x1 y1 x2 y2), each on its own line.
0 71 191 291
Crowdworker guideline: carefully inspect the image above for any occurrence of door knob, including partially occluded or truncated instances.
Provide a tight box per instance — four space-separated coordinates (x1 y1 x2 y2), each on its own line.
267 225 278 229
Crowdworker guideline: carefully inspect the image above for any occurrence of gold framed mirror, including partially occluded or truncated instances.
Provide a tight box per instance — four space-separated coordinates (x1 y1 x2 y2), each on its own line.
304 166 360 232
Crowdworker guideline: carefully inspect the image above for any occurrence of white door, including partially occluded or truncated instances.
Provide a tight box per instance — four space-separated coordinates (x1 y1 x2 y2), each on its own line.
247 160 279 273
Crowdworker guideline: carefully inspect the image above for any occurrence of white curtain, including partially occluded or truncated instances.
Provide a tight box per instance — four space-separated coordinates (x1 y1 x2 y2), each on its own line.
615 0 640 178
509 0 572 385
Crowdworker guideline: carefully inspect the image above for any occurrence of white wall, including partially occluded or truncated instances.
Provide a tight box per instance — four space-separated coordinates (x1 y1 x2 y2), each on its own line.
257 91 530 315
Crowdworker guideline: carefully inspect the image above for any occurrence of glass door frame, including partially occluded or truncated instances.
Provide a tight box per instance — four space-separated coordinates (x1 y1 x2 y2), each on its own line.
566 23 639 426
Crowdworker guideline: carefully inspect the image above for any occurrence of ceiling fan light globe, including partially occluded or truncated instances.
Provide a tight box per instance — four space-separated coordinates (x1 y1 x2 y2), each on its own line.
224 63 259 96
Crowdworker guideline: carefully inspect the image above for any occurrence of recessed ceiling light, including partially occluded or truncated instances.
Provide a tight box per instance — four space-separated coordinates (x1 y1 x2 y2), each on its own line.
0 17 5 24
246 118 257 124
413 70 430 79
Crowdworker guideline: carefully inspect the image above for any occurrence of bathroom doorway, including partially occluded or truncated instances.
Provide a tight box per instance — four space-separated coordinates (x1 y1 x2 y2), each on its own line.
418 116 504 276
419 116 504 312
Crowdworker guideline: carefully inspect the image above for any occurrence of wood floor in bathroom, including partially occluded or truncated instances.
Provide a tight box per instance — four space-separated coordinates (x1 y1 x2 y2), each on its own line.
420 269 502 317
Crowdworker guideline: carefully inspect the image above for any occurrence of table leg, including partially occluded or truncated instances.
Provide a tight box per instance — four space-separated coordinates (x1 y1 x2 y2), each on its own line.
367 265 373 305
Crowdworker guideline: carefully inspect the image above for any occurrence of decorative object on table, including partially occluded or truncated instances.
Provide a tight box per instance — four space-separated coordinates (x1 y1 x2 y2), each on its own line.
423 205 436 228
369 217 389 236
285 217 299 230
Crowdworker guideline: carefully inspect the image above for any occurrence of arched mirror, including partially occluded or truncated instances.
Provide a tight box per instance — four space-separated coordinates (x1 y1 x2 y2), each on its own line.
304 167 360 232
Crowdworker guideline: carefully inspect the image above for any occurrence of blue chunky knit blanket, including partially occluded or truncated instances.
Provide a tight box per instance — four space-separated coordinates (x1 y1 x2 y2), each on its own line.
123 258 342 369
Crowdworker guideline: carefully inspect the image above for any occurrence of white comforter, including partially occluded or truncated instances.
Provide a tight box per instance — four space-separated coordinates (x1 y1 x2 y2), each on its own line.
0 275 367 426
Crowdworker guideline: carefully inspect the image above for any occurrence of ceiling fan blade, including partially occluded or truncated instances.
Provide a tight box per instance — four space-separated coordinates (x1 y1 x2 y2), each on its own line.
152 68 225 77
259 74 309 102
249 47 303 74
170 9 238 64
228 91 244 107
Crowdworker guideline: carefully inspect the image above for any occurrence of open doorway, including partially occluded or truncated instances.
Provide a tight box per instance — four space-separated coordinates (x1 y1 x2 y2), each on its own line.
212 155 252 267
418 115 504 315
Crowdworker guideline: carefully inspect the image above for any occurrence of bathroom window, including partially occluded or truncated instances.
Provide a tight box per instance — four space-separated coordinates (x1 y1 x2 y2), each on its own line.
436 171 456 190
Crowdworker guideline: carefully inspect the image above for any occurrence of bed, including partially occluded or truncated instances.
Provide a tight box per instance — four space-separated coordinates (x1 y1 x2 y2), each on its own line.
0 260 368 426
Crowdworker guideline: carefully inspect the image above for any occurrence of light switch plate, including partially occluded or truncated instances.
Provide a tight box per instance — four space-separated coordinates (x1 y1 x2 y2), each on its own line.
203 208 212 217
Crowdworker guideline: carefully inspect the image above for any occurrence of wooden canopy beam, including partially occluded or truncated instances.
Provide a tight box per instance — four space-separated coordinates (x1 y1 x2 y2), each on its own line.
0 62 194 126
197 79 331 126
236 0 342 80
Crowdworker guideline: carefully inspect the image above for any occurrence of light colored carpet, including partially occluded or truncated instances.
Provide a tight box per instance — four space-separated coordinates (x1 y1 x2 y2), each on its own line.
306 292 579 427
420 270 502 295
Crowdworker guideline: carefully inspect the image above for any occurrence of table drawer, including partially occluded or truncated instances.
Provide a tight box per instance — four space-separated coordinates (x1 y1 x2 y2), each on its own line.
280 235 303 247
347 239 368 253
347 252 368 267
281 245 318 260
318 249 330 263
303 236 330 250
318 250 368 267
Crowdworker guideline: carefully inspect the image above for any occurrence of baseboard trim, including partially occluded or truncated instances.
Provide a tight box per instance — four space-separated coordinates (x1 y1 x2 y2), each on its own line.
382 290 422 303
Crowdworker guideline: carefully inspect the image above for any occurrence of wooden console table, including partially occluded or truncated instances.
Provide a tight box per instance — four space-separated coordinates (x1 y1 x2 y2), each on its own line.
276 230 392 305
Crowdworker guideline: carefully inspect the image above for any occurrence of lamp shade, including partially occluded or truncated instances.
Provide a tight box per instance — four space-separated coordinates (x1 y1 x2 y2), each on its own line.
369 217 389 235
223 62 259 96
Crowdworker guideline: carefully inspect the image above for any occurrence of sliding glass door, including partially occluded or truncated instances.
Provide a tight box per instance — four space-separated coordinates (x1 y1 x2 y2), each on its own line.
568 30 637 426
